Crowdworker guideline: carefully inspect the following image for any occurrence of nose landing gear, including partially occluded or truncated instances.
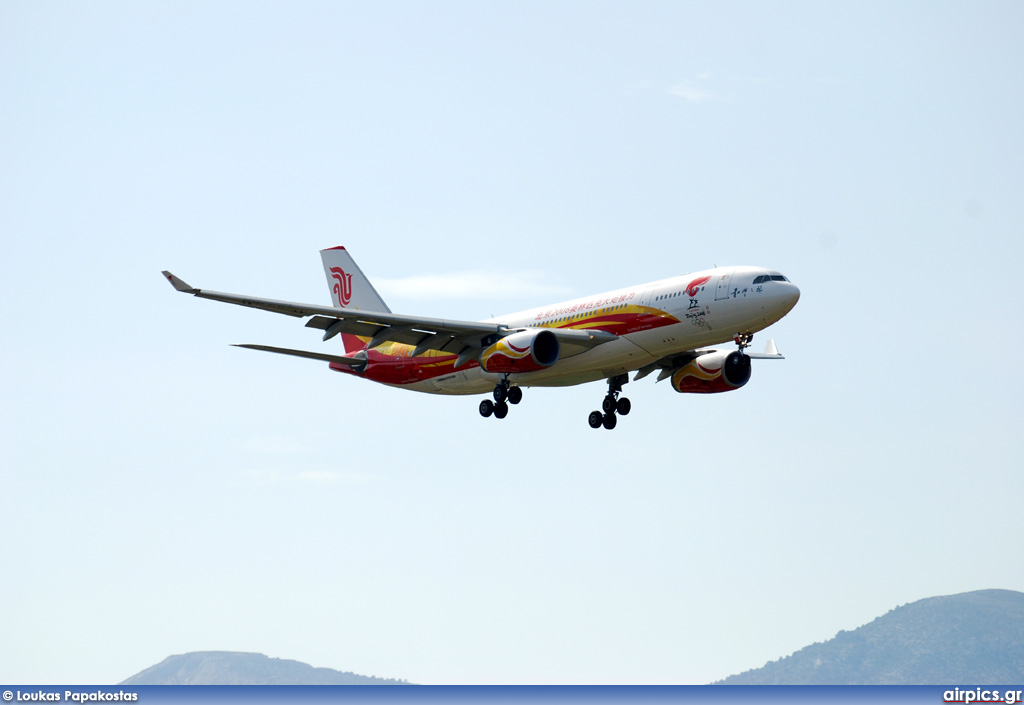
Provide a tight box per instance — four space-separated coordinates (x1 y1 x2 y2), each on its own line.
588 374 630 430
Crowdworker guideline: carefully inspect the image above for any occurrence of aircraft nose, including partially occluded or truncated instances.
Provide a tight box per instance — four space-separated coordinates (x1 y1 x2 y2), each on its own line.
778 282 800 315
767 278 800 314
787 283 800 308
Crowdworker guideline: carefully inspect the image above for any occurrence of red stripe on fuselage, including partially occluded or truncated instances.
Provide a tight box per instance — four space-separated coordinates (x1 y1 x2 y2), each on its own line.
329 308 677 386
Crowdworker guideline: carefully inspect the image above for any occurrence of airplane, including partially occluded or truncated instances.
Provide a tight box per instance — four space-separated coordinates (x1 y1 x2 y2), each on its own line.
162 246 800 429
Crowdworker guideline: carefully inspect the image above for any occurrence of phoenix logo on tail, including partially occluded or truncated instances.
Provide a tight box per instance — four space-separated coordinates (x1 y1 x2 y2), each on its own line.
330 267 353 307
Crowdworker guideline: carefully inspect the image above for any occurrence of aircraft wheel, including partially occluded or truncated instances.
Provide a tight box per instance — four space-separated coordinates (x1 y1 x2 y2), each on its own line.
602 396 617 414
479 399 494 418
494 401 509 419
616 397 631 416
602 413 618 430
493 385 508 403
507 386 523 405
588 411 603 429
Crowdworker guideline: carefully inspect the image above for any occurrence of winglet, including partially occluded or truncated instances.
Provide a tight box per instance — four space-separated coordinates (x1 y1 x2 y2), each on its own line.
747 339 785 360
162 271 197 293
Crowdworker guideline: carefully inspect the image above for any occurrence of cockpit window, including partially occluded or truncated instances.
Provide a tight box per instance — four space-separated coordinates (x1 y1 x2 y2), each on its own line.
754 274 790 283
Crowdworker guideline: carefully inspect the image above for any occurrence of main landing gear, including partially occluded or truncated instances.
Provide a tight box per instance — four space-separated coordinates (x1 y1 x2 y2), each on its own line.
588 374 630 430
479 377 523 420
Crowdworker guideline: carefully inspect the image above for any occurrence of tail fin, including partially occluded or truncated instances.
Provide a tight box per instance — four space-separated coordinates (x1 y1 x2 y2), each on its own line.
320 246 391 355
319 246 392 313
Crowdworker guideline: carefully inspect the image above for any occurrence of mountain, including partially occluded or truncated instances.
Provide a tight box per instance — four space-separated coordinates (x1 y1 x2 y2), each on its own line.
120 651 409 685
716 589 1024 684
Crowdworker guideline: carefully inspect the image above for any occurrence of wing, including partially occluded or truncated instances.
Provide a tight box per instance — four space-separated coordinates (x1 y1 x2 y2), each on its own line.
632 339 785 382
162 271 614 358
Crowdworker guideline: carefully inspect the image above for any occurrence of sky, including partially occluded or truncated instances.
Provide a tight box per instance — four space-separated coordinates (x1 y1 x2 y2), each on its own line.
1 0 1023 686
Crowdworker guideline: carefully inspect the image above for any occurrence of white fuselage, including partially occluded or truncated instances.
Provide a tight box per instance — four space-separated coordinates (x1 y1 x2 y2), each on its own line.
402 265 800 395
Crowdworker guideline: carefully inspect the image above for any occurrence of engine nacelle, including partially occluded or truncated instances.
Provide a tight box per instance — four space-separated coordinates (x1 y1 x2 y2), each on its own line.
671 350 751 394
480 329 560 374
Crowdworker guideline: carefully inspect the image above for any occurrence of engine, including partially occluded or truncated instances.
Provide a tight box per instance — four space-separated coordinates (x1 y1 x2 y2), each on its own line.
480 329 560 374
671 350 751 394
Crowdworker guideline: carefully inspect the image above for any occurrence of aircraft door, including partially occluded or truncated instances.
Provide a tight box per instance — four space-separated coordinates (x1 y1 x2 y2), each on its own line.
715 272 733 301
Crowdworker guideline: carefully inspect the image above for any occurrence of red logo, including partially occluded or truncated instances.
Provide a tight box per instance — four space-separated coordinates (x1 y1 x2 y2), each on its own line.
685 276 711 297
330 267 353 307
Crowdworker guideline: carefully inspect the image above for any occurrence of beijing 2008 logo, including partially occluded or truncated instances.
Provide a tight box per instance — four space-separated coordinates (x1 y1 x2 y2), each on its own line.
330 267 353 306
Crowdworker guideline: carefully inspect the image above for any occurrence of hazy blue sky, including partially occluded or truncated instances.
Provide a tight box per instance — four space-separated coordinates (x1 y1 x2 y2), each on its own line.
2 0 1022 686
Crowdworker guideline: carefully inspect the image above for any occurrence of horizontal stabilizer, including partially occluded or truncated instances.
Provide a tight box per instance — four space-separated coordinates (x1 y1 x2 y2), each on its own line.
232 344 362 366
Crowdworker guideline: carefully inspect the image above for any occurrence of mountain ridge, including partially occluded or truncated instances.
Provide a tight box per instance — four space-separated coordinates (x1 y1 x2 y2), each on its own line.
119 589 1024 685
715 589 1024 684
119 651 409 685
